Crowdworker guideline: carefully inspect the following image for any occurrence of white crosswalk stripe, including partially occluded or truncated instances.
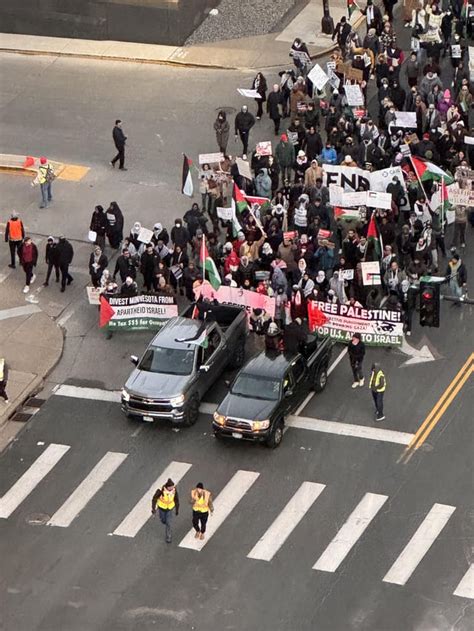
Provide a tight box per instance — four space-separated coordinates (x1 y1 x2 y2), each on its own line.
248 481 326 562
112 461 192 538
0 444 70 519
383 503 456 586
453 565 474 600
47 451 128 528
313 492 388 573
179 470 259 551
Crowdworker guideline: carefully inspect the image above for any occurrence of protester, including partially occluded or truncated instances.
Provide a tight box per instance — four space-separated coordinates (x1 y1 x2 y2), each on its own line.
43 236 60 286
19 236 38 294
111 119 127 170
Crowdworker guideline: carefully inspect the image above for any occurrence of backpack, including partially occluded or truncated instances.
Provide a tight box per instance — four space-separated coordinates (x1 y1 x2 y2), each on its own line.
45 165 56 184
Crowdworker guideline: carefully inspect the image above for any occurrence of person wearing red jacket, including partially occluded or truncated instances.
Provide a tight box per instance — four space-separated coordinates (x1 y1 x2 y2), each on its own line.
19 236 38 294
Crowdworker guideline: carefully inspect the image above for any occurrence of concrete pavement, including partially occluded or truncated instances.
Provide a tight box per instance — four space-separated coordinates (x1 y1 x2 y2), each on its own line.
0 0 367 70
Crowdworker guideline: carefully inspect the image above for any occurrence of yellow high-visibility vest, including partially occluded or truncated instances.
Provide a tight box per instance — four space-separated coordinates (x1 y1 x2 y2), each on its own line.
370 370 386 392
0 359 4 381
157 487 175 510
191 489 210 513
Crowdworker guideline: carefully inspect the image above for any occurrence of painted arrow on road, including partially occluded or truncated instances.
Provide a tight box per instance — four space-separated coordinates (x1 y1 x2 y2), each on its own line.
399 336 439 367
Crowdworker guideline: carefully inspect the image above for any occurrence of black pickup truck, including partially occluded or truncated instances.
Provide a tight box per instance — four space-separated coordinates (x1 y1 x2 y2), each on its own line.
213 334 332 447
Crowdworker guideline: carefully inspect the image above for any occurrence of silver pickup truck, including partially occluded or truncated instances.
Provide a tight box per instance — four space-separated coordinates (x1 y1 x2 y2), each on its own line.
121 303 248 426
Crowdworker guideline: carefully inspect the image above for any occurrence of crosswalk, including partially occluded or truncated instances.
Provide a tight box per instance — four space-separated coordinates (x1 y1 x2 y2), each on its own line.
0 442 471 600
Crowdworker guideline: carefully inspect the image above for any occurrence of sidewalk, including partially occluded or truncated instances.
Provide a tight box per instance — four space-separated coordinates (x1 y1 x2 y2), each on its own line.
0 1 365 70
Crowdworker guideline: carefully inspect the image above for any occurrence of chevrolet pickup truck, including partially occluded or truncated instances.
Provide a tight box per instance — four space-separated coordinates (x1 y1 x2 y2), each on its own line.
212 334 332 447
121 302 248 426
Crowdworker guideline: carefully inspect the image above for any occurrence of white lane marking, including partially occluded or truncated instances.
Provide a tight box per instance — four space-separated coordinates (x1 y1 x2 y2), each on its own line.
287 415 414 446
453 565 474 600
0 304 42 321
313 493 388 572
47 451 128 528
247 481 325 562
383 503 456 586
179 470 260 551
54 385 121 403
294 347 348 415
112 461 192 538
0 444 70 519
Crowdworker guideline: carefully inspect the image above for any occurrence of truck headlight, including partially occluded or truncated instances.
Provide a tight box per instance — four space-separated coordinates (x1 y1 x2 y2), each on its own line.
213 412 226 426
121 388 130 402
170 394 185 407
252 420 270 431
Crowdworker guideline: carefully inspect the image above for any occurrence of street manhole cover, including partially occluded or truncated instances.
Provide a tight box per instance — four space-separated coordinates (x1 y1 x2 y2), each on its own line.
26 513 50 525
215 106 236 114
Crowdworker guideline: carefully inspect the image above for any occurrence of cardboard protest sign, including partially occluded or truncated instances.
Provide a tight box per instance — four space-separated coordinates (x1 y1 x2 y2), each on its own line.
217 206 234 221
448 186 474 206
236 157 252 180
344 84 364 107
340 269 354 281
87 286 102 305
366 191 392 210
137 227 154 244
341 191 368 206
256 141 272 156
283 230 297 241
237 89 261 99
395 112 417 128
329 184 344 206
308 64 330 91
199 152 224 165
346 67 363 82
361 261 381 286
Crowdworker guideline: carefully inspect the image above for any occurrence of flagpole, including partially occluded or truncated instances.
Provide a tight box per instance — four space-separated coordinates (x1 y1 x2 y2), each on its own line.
409 155 432 211
440 176 445 238
201 234 206 284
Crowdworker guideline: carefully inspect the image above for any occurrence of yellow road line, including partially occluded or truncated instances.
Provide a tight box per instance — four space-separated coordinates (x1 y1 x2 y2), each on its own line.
406 352 474 451
414 364 473 450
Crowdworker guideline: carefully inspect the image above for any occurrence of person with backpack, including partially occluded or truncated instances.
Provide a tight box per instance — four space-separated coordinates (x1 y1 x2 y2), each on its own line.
32 156 55 208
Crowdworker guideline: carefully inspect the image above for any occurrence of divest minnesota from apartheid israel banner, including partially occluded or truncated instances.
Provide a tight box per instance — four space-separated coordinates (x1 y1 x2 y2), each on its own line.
307 300 403 346
99 294 178 330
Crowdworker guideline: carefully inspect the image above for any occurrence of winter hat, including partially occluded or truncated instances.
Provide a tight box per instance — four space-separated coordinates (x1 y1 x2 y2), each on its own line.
443 89 451 99
423 133 430 140
316 271 325 283
154 222 162 231
297 150 306 157
343 155 353 164
47 236 54 242
224 241 233 252
11 211 18 218
40 156 47 164
280 133 288 141
262 242 273 255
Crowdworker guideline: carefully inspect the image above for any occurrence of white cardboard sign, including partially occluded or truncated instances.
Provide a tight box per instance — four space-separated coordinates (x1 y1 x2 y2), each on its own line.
366 191 392 210
199 152 224 165
237 89 261 99
308 64 330 91
361 261 381 286
395 112 417 128
344 84 364 107
137 227 154 243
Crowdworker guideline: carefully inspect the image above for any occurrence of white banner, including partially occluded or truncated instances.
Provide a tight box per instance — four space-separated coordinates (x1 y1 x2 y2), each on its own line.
237 89 261 99
341 191 368 206
217 206 234 221
324 165 406 193
236 157 252 180
366 190 392 210
395 112 417 128
86 286 103 305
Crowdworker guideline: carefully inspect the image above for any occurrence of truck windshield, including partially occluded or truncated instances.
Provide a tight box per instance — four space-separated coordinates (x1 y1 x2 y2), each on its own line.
139 347 195 375
231 375 281 400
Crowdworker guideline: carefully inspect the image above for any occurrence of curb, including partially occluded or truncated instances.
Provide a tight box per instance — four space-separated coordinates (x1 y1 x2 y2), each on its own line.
0 12 366 72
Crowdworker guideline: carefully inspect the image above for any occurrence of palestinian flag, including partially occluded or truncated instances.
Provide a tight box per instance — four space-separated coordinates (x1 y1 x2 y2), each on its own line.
347 0 358 19
411 157 454 185
366 212 383 260
334 207 361 220
307 301 329 332
99 296 115 328
181 154 193 197
461 0 468 19
200 236 221 290
233 183 248 215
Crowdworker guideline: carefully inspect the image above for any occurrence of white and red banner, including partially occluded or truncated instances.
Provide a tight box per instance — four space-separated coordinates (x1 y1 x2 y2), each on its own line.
308 300 403 346
195 282 276 317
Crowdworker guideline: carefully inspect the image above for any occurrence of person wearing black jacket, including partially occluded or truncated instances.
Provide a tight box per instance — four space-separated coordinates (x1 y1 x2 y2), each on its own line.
43 236 60 286
89 205 107 250
113 248 137 283
111 119 127 170
332 16 351 50
234 105 256 159
252 72 267 119
267 84 283 135
348 332 366 388
106 202 124 249
56 236 74 292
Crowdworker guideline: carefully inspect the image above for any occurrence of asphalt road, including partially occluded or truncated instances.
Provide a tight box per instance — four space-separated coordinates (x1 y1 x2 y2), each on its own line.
1 9 473 630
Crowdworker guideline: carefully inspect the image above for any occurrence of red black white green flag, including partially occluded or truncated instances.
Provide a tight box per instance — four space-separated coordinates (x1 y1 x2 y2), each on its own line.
181 154 193 197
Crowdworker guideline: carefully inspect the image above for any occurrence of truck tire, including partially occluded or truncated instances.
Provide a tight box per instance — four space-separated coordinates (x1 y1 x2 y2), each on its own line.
229 340 245 369
183 395 200 426
266 419 284 449
314 366 328 393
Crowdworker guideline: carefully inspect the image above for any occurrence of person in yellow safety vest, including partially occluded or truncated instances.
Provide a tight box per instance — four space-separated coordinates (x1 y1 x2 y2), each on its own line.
190 483 214 540
0 358 9 404
31 157 55 209
369 363 386 422
151 478 180 543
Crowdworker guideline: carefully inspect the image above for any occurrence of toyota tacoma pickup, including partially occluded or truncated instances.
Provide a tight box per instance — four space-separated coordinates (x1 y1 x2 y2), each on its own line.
212 334 332 447
121 302 248 426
